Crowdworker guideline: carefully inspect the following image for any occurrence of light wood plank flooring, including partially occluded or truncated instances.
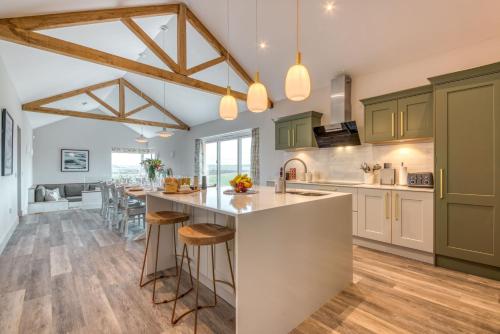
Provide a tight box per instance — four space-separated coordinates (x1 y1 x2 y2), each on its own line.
1 210 499 334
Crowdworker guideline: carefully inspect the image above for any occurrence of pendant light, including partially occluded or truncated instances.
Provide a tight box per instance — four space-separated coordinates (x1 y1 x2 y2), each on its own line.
219 0 238 120
246 0 268 113
157 25 174 138
136 127 148 144
285 0 311 101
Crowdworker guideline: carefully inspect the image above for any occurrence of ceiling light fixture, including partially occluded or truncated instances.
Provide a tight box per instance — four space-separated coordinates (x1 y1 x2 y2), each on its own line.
285 0 311 102
157 127 173 138
158 25 175 138
219 0 238 120
324 1 335 13
246 0 269 113
259 41 268 49
136 128 148 143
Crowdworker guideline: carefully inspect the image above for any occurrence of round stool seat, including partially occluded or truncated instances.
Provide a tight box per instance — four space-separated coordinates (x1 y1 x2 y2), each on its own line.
146 211 190 225
178 223 235 246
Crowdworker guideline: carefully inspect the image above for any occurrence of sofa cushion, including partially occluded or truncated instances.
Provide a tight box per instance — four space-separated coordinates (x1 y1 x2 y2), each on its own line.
35 186 46 202
45 188 61 201
87 183 100 191
66 196 82 202
42 184 65 198
65 183 84 197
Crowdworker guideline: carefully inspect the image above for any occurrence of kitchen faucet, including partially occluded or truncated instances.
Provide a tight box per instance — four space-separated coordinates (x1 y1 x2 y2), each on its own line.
281 158 308 193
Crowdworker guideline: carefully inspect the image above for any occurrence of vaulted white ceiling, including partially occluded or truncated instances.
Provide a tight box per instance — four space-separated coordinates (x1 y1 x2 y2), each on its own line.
1 0 500 136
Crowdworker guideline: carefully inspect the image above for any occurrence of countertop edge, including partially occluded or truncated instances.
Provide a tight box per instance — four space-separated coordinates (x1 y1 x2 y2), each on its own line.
268 180 435 193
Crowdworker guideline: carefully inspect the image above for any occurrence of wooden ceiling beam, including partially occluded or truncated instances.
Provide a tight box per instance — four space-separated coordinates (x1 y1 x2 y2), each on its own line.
118 78 125 117
24 106 186 130
22 79 119 109
0 4 180 30
85 91 119 116
0 24 248 103
124 103 152 117
121 17 179 73
122 79 189 130
186 56 226 76
177 3 187 75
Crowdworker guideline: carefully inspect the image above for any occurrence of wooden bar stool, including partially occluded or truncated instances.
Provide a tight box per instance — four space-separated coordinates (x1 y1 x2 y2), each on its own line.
139 211 193 304
171 223 236 333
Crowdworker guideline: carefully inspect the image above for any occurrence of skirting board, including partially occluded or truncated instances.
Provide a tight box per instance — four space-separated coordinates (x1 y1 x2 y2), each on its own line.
353 236 435 265
0 216 18 255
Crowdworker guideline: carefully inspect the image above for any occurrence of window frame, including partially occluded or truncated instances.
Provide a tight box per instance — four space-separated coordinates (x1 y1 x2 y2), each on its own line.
202 129 252 186
111 151 156 180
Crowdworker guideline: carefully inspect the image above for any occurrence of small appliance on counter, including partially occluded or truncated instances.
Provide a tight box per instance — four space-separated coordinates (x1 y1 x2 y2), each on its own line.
407 172 434 188
380 163 396 185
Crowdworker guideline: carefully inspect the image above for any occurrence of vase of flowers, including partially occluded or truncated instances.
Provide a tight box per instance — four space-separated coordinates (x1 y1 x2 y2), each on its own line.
141 158 164 190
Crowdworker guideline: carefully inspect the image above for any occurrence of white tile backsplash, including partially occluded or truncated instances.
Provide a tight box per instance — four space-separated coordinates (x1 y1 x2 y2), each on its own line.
283 142 434 182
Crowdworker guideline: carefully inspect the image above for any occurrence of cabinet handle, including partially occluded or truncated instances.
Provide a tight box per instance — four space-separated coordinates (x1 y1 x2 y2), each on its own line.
385 192 390 219
394 193 399 221
391 113 395 138
288 129 290 146
400 112 404 137
440 168 444 199
292 129 295 146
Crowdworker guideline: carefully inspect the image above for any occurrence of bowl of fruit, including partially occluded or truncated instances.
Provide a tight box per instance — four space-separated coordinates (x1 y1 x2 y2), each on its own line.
229 174 253 193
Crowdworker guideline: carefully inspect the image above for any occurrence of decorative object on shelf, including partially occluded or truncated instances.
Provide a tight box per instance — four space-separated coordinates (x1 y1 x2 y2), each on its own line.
285 0 311 102
61 149 89 172
1 109 13 176
229 174 253 193
247 0 268 113
141 158 164 189
219 0 238 120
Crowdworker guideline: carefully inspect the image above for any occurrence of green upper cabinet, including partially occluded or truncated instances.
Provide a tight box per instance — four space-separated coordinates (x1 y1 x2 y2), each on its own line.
275 111 323 150
361 85 433 143
364 100 397 142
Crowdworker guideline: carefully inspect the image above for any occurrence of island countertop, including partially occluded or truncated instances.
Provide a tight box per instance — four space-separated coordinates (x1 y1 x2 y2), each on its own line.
147 185 350 216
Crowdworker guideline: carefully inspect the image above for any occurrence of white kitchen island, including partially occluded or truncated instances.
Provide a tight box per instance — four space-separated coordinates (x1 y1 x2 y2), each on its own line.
145 186 352 334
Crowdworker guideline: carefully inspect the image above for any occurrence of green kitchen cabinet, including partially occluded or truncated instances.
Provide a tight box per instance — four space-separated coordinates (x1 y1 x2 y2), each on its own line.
361 85 433 143
364 100 397 142
398 93 433 139
431 63 500 279
274 111 322 150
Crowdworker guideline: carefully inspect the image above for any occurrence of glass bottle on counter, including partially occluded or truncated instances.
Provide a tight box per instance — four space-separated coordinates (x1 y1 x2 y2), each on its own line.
275 167 284 193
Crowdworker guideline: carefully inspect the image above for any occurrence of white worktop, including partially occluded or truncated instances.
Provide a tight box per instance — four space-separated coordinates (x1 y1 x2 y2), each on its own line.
147 185 349 216
284 180 435 193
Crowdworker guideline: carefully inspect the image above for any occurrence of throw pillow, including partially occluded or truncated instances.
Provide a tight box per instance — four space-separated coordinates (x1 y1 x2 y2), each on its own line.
35 186 46 202
45 188 61 201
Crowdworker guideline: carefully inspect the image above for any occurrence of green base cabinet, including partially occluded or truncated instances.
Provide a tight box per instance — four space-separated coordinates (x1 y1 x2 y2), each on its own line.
361 85 433 143
431 63 500 277
274 111 322 150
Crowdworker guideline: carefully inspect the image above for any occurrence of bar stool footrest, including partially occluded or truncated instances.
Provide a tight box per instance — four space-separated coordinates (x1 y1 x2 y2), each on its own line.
171 304 216 325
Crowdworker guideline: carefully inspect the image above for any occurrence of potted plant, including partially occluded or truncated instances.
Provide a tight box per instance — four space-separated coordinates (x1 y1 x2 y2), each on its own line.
141 158 164 189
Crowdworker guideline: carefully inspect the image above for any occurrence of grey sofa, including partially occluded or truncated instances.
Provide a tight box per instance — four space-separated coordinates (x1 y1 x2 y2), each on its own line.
35 183 100 203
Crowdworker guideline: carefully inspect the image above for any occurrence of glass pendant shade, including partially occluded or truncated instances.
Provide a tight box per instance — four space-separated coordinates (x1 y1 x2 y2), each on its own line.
136 134 148 144
247 72 268 113
219 86 238 120
285 52 311 101
157 128 173 138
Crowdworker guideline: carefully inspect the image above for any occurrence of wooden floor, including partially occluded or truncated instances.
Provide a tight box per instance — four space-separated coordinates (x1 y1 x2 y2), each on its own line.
0 210 499 334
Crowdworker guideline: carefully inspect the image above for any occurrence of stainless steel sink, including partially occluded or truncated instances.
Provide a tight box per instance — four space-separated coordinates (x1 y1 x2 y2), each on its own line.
286 191 328 197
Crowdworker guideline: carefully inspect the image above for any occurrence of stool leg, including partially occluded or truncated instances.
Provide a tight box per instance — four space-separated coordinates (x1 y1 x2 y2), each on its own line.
151 224 161 303
171 243 187 324
225 241 236 292
211 244 217 306
139 223 152 287
173 224 179 275
194 245 201 334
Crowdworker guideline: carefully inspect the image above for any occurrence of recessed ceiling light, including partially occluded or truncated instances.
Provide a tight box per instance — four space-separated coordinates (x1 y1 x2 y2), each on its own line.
160 24 168 31
138 51 146 58
81 101 88 106
259 41 268 49
324 1 335 13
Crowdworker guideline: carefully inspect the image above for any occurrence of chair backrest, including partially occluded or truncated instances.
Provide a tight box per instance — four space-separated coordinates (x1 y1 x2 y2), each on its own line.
116 186 128 209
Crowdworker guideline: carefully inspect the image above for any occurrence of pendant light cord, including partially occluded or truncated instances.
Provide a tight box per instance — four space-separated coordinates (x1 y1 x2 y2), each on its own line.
226 0 230 87
296 0 300 54
255 0 258 73
162 28 166 110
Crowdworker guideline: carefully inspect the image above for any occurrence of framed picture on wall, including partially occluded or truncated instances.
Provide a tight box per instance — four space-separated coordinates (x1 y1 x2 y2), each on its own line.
61 149 89 172
1 108 13 176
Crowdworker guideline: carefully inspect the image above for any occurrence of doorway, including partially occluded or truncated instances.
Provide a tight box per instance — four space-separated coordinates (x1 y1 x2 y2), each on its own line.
17 126 21 217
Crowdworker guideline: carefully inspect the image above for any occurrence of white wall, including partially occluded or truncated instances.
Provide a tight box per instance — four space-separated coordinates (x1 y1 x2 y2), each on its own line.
33 117 161 184
0 55 33 253
157 36 500 184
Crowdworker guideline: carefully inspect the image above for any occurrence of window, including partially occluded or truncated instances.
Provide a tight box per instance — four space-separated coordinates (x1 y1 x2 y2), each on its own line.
203 131 252 187
111 151 154 180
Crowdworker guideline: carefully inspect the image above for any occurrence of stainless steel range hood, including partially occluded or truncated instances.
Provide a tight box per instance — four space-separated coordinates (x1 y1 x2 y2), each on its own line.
313 75 361 148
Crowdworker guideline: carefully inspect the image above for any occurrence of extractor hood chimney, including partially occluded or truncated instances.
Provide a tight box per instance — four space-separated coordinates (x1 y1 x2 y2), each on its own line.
313 74 361 148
